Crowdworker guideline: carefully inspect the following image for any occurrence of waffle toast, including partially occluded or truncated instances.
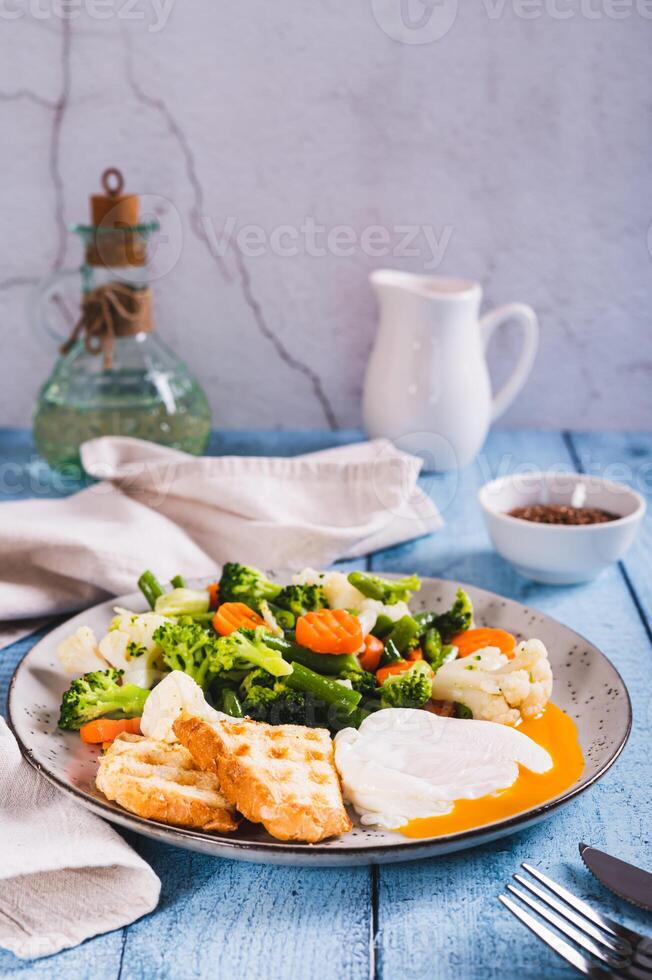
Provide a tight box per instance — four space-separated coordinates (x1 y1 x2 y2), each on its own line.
96 733 239 832
174 715 352 843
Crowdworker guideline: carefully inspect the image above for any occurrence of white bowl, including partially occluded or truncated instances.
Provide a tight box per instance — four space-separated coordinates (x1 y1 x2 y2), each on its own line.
478 471 645 585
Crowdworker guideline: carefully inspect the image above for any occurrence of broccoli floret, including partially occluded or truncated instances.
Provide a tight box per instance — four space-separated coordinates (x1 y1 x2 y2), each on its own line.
209 627 292 678
58 668 150 730
380 660 434 709
347 571 421 605
433 588 473 643
272 584 327 620
218 562 282 611
153 620 213 688
338 668 378 699
239 669 307 725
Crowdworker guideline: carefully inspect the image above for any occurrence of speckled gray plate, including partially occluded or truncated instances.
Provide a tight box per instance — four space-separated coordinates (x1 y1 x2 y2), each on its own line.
7 577 631 866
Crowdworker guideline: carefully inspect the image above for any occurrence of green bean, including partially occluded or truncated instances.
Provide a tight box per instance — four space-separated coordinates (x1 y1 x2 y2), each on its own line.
347 571 386 601
422 626 443 664
170 574 186 589
138 570 165 610
387 615 421 654
264 635 361 676
380 637 403 666
221 689 244 718
286 662 361 713
413 610 437 633
371 614 394 640
426 636 457 672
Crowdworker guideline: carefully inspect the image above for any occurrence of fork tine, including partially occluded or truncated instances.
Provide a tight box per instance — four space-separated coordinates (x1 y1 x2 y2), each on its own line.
522 863 636 944
513 873 632 956
499 894 615 978
506 885 625 970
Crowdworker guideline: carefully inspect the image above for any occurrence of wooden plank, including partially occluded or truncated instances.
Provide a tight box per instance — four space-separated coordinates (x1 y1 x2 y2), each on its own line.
0 938 124 980
117 838 372 980
568 431 652 633
370 431 652 979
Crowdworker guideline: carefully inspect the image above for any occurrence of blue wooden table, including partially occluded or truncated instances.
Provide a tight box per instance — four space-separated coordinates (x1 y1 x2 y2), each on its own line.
1 429 651 980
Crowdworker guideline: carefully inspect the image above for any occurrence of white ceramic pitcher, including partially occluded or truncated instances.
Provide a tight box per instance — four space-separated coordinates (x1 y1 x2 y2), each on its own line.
362 271 539 470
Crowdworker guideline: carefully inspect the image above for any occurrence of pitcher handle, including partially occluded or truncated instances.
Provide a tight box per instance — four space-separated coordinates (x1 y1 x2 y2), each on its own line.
29 268 80 344
480 303 539 422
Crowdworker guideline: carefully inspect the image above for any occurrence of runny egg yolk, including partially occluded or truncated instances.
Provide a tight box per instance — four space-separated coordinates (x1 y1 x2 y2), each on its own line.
399 703 584 838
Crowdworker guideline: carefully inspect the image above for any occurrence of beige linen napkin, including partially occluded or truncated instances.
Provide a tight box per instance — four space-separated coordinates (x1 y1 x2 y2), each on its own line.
0 717 160 959
0 436 441 620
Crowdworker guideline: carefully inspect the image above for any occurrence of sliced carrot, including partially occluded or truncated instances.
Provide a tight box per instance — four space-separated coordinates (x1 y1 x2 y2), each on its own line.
376 660 412 685
296 608 363 655
359 634 384 672
80 717 141 744
207 582 220 609
405 647 423 663
213 602 265 636
452 627 516 659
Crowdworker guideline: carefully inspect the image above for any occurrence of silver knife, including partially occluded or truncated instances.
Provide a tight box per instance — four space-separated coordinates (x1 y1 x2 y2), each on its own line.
580 843 652 912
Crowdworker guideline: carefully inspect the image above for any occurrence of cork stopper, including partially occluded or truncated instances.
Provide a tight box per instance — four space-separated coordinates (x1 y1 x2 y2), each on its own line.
87 168 146 268
90 168 140 227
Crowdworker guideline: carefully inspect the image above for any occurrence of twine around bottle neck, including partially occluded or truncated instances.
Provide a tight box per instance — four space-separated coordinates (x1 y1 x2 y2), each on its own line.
60 282 153 369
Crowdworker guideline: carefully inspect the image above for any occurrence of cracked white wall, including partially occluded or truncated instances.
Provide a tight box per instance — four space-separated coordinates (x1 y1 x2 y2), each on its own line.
1 2 651 431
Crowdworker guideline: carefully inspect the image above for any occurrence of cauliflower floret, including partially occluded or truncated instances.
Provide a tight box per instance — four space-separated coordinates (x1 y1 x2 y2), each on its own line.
506 639 554 719
140 671 225 742
357 597 412 624
430 639 553 726
99 608 172 678
56 626 109 675
98 630 133 671
110 608 171 661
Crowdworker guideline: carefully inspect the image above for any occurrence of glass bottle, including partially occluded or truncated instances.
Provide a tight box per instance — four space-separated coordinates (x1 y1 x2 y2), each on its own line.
33 169 211 472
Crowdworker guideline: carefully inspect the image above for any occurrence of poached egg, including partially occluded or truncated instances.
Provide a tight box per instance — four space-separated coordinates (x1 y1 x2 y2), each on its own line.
334 707 554 831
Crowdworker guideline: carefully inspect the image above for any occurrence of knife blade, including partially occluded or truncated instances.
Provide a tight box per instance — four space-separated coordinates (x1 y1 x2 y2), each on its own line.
580 843 652 912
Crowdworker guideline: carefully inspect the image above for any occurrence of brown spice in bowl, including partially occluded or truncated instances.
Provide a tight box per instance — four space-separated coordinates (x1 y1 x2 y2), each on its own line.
507 504 619 525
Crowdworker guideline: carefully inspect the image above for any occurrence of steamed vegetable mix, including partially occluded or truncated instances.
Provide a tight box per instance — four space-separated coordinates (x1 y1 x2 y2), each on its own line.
58 564 488 734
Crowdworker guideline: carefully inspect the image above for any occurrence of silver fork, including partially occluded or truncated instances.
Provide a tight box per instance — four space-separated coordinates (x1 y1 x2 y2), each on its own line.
499 862 652 978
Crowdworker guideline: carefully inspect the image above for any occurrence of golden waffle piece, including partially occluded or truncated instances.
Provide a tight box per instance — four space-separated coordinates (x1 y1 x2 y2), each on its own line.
174 715 352 843
96 733 240 833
